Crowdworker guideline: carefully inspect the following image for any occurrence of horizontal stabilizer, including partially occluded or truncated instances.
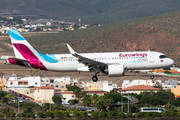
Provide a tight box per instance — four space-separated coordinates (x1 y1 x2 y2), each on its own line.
8 57 29 62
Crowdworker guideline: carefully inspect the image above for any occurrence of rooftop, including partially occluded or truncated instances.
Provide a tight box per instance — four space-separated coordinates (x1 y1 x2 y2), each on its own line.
34 86 54 90
118 85 160 92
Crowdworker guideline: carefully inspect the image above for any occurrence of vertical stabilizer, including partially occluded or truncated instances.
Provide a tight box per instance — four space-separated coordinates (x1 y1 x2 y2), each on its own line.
8 29 39 60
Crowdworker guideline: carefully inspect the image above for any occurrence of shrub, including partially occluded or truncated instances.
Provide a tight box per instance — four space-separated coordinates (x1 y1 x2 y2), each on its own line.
68 99 79 105
54 110 63 118
164 71 171 74
26 113 34 118
2 108 10 114
116 112 126 118
169 111 177 117
79 111 88 118
126 112 133 118
62 111 70 117
91 112 98 118
37 111 45 118
107 111 116 117
98 111 106 118
135 112 144 118
44 111 53 118
73 111 79 118
177 111 180 116
17 113 25 117
5 111 16 117
148 112 161 118
161 111 169 117
136 112 161 118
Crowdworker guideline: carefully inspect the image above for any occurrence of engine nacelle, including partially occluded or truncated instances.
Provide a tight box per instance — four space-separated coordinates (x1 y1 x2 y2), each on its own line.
106 64 124 76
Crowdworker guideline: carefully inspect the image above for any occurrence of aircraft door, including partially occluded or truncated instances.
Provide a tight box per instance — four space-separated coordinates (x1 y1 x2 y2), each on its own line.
108 56 111 62
104 57 107 62
149 53 154 63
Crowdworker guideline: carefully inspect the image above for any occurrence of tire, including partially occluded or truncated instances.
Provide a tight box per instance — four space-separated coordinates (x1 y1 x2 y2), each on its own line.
150 75 154 79
92 76 98 82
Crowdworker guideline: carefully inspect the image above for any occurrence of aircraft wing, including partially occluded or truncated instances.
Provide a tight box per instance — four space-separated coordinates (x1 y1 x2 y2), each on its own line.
66 44 106 69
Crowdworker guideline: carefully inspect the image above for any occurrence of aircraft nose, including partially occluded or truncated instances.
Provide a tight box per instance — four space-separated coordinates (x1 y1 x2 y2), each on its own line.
169 58 174 66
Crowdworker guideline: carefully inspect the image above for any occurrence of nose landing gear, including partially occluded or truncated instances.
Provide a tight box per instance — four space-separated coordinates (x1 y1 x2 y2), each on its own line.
150 70 154 79
150 75 154 79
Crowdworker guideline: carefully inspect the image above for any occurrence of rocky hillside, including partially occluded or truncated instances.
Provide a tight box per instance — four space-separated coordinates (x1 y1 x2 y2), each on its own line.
64 24 180 65
1 10 180 65
1 0 180 23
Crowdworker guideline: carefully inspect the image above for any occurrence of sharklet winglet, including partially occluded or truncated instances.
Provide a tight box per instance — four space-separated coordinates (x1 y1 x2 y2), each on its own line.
66 43 77 55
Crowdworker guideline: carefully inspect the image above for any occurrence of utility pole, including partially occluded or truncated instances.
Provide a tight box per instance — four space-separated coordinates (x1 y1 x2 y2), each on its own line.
121 91 123 112
49 102 51 112
48 90 51 112
18 90 20 114
128 87 129 113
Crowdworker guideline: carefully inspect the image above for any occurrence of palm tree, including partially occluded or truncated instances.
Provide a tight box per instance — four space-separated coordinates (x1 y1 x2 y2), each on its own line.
95 96 114 111
92 94 98 105
82 94 91 106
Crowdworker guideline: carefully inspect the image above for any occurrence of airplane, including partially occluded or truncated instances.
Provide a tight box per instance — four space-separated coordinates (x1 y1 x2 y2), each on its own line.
6 29 174 82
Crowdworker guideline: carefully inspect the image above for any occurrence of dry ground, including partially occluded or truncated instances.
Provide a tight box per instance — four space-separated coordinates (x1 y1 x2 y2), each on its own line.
0 61 180 86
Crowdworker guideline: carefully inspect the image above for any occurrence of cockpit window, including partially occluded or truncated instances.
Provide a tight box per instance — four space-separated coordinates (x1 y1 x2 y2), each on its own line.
159 55 167 59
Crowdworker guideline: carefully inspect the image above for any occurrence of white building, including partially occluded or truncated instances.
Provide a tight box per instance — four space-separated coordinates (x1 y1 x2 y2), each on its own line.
41 77 78 89
122 79 157 88
7 76 41 90
34 86 54 103
121 80 130 88
87 81 117 92
54 91 75 104
103 81 117 92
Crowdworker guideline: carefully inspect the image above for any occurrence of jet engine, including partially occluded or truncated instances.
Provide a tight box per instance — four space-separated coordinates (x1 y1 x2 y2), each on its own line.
104 64 124 76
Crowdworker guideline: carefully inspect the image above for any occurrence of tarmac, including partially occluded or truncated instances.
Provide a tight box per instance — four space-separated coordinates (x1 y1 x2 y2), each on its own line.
0 61 180 86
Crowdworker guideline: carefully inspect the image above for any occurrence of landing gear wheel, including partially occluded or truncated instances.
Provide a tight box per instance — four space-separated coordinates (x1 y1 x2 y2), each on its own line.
92 76 98 82
150 75 154 79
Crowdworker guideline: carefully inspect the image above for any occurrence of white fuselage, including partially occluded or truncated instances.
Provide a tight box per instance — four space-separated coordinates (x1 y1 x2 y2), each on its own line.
41 51 174 71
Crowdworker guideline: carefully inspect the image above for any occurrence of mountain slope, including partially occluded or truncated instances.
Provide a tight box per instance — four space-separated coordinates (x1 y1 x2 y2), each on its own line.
2 10 180 65
1 0 180 23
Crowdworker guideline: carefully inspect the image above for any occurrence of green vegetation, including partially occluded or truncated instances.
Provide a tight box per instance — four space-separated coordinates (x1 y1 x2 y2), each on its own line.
52 96 62 105
68 99 79 105
164 71 172 74
5 94 15 103
0 88 180 119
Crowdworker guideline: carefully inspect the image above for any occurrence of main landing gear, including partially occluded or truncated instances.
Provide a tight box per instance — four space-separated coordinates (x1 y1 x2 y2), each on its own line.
92 68 99 82
92 76 98 82
150 70 154 79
